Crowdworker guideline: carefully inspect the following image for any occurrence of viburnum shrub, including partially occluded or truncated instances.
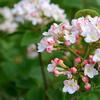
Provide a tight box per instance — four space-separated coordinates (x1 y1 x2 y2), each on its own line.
38 14 100 94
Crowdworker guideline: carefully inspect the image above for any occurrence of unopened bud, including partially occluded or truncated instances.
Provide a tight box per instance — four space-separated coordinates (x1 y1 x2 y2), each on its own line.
85 83 91 91
70 67 77 74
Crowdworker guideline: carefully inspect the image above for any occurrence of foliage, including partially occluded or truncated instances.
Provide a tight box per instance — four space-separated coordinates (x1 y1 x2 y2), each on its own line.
0 0 100 100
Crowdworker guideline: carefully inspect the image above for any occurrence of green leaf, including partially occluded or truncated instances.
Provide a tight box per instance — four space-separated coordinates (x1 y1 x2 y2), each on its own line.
21 31 41 46
1 62 18 80
63 0 83 8
26 86 45 100
75 9 99 18
47 88 63 100
77 92 99 100
15 78 37 89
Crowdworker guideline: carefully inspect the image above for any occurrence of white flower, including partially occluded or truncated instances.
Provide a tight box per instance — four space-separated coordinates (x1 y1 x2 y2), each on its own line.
38 37 48 52
93 48 100 62
27 44 38 59
47 63 56 72
82 22 99 43
63 79 79 94
0 7 18 33
0 21 18 33
84 64 98 78
71 16 100 43
38 37 55 52
43 22 72 42
64 33 76 44
87 16 100 34
38 42 47 52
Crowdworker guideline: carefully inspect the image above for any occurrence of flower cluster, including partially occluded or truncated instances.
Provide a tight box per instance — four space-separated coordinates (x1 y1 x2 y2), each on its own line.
0 7 18 33
12 0 67 25
0 0 67 33
38 15 100 94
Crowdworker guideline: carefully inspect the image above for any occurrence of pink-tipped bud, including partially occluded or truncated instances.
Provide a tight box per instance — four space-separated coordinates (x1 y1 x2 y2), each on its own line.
65 41 71 46
88 55 96 64
75 57 81 63
61 23 67 30
70 67 77 74
88 59 96 64
85 83 91 91
53 70 60 77
83 60 89 65
82 76 89 83
53 58 63 65
46 46 53 53
97 65 100 71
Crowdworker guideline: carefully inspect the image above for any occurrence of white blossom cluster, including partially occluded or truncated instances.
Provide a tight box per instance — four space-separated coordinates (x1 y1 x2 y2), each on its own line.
12 0 67 25
38 15 100 53
0 0 67 33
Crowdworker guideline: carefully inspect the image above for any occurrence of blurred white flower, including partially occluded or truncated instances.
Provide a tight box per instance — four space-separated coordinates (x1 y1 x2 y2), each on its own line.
27 44 38 59
41 2 66 22
93 48 100 62
84 64 98 78
0 7 18 33
12 0 67 25
63 79 79 94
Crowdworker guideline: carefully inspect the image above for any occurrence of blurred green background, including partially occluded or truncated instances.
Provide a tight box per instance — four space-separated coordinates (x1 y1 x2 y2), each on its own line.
0 0 100 100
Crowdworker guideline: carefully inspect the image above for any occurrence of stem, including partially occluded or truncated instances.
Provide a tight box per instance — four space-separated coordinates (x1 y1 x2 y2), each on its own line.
95 85 100 89
37 51 49 100
63 93 66 100
16 94 19 100
68 47 83 60
83 44 90 60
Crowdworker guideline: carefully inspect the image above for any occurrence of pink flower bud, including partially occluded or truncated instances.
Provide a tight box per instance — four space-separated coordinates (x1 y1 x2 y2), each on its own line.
82 76 89 83
65 41 71 46
75 57 81 63
83 60 89 65
70 67 77 74
88 59 96 64
85 83 91 91
53 69 60 76
88 55 96 64
46 46 53 53
53 58 63 65
61 24 67 30
47 38 55 45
